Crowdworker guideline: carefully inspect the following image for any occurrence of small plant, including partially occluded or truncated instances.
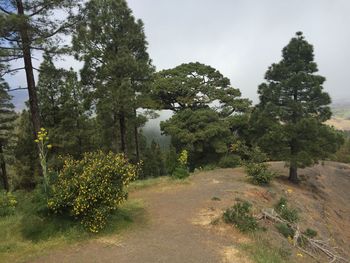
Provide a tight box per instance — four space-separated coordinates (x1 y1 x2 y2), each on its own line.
231 141 274 185
275 223 295 238
211 196 221 201
172 150 190 179
34 127 52 195
244 162 275 185
0 191 17 217
303 228 317 238
275 197 299 223
48 151 139 233
223 201 258 233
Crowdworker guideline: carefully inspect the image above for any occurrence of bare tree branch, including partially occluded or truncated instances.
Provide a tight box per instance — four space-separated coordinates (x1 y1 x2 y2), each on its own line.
8 87 27 92
0 67 25 77
0 6 13 15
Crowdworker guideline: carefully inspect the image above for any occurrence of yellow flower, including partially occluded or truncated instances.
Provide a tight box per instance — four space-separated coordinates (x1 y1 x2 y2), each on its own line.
34 139 39 143
296 253 303 257
47 144 53 149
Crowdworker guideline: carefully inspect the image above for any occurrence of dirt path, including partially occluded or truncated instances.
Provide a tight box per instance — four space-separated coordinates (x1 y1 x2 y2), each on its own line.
31 169 252 263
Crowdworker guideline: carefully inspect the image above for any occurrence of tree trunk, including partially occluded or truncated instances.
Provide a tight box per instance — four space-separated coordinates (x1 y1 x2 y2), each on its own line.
288 164 298 183
16 0 41 135
133 108 139 161
119 110 126 154
0 143 9 191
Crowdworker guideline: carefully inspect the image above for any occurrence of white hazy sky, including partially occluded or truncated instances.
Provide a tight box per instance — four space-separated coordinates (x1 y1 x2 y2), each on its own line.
7 0 350 109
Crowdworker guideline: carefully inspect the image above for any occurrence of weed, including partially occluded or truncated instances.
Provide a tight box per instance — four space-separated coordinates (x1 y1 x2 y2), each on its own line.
275 223 295 238
223 201 259 233
303 228 317 238
275 197 299 223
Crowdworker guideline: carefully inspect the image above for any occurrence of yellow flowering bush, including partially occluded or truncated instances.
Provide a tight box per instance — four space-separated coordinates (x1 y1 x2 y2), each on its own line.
178 150 188 166
172 150 189 179
48 151 138 232
0 191 17 217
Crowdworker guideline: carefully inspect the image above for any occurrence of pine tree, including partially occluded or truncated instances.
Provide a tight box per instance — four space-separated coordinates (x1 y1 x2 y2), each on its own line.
0 76 15 191
0 0 82 135
254 32 343 183
72 0 154 156
37 54 93 159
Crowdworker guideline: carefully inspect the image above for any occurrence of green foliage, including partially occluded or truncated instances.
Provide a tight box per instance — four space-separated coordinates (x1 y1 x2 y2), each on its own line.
152 62 250 114
275 223 295 238
275 197 299 223
48 151 138 232
245 162 274 185
73 0 154 153
161 108 233 169
140 140 166 179
303 228 317 238
218 154 241 168
37 54 94 160
231 141 274 185
171 150 190 179
252 32 343 182
154 62 250 170
171 166 189 179
223 201 258 233
0 75 16 191
13 110 39 190
333 133 350 163
0 191 17 217
164 146 178 175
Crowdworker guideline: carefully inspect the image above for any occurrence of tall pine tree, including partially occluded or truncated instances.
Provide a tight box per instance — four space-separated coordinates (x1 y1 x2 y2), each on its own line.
0 75 15 191
37 53 93 159
72 0 154 156
253 32 343 183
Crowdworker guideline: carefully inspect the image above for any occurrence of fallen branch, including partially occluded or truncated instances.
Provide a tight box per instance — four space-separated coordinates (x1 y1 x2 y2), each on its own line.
257 208 349 263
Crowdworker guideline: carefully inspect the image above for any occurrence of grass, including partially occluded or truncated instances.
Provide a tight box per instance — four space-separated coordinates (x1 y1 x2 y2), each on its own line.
239 233 290 263
0 176 187 262
0 198 146 263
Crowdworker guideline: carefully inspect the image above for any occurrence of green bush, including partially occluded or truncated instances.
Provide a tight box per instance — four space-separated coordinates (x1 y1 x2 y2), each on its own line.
48 151 138 233
275 223 295 238
303 228 317 238
245 162 274 185
218 154 241 168
275 197 299 223
172 166 189 179
0 191 17 217
223 201 258 233
231 141 274 185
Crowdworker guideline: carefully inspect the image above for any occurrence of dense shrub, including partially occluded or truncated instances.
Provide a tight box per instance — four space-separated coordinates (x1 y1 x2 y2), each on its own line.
275 197 299 223
48 151 138 232
231 141 274 185
218 154 241 168
244 162 275 185
0 191 17 217
223 201 258 233
275 223 295 238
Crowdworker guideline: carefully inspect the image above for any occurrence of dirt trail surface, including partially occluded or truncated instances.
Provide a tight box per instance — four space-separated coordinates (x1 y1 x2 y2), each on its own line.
31 169 252 263
30 162 350 263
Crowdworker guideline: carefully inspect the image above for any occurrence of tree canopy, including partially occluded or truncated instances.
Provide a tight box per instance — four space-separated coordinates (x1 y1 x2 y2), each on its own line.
252 32 343 182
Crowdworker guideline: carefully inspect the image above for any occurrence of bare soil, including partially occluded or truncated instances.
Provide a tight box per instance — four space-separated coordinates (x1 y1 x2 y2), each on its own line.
30 161 350 263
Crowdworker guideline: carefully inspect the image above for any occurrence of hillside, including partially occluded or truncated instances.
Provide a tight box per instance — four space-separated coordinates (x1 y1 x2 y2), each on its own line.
27 161 350 263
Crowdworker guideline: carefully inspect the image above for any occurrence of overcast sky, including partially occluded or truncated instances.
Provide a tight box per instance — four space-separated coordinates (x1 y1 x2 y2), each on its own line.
7 0 350 109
